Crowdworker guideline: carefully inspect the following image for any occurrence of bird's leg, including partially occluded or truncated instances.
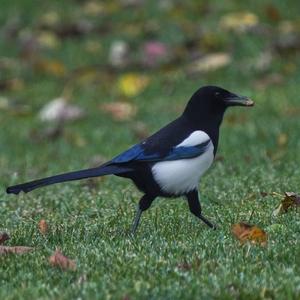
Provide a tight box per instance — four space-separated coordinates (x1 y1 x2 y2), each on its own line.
186 190 216 229
131 194 155 234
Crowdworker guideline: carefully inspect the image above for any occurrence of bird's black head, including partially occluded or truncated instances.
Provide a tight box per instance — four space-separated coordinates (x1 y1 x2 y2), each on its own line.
183 85 254 124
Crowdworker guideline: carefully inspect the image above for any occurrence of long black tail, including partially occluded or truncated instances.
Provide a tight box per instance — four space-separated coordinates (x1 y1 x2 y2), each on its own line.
6 164 132 195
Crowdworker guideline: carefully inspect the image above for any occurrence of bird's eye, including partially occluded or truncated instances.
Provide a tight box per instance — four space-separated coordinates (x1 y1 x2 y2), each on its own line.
215 92 220 97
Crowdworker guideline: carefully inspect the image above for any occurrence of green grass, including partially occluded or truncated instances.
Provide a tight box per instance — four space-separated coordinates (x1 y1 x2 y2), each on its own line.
1 0 300 299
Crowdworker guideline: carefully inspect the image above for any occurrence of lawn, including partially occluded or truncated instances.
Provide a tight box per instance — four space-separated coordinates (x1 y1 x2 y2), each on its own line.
1 0 300 299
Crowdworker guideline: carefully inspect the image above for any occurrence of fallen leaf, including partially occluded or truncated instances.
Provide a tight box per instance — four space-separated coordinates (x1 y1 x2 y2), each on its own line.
0 232 10 245
260 192 269 197
39 11 60 27
34 59 66 77
0 78 24 92
38 219 49 235
272 192 300 216
231 222 267 246
37 31 60 49
0 246 34 255
85 40 102 54
100 102 137 121
39 97 85 122
220 12 259 32
265 4 281 22
187 53 231 74
277 133 288 147
118 73 150 97
177 262 192 271
49 249 76 271
82 1 105 16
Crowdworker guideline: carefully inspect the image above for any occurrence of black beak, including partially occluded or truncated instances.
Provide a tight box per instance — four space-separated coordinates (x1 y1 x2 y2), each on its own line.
226 94 254 107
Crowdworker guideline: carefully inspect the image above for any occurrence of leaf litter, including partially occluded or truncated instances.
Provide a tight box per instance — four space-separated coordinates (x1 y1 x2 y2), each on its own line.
272 192 300 216
0 232 34 255
49 249 76 271
231 222 267 246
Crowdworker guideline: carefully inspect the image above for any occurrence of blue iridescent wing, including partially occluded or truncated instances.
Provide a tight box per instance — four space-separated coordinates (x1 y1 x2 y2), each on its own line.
111 139 211 163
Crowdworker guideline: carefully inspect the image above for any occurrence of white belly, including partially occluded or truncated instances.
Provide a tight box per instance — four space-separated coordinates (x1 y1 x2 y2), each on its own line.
151 141 214 195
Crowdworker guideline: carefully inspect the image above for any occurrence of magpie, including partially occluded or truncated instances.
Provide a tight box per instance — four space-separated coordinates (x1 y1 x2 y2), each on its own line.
6 86 254 233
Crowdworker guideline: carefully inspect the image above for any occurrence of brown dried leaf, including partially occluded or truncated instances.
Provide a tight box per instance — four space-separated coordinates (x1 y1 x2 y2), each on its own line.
177 262 192 271
265 4 281 22
0 78 24 92
272 192 300 216
0 246 34 255
231 222 267 246
260 192 269 197
99 102 137 121
49 249 76 271
38 219 49 235
34 59 66 77
0 232 10 245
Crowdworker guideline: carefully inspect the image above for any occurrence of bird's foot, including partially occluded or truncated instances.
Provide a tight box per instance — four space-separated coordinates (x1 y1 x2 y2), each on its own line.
131 207 142 235
198 214 217 230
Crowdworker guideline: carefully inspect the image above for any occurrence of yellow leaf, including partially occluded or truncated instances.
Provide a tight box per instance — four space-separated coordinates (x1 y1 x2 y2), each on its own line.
220 12 258 32
231 222 267 246
187 53 231 74
118 73 150 97
37 31 60 49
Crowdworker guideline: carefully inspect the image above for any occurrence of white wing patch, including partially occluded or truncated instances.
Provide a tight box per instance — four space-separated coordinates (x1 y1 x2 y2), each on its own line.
176 130 211 147
151 131 214 195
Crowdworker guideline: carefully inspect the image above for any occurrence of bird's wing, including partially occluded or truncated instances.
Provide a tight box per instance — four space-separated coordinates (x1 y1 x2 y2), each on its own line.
111 136 212 163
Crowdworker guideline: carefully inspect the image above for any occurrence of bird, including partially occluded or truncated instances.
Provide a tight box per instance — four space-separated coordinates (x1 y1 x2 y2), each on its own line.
6 86 254 233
